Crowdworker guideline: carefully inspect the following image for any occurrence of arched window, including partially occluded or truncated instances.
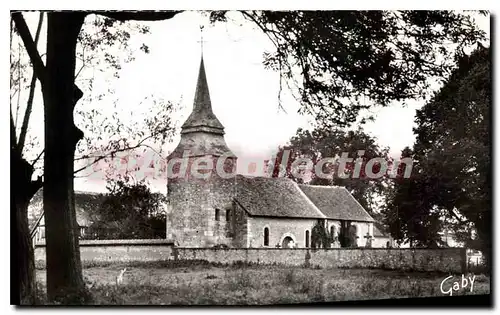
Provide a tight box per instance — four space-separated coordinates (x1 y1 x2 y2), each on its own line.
264 227 269 246
215 209 220 221
226 209 231 221
305 230 310 248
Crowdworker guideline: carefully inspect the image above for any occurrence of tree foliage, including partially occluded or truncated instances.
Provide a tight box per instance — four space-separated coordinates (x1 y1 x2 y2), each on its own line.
416 45 490 253
310 220 332 249
382 147 445 247
85 179 167 240
270 126 391 216
337 223 359 248
383 45 490 253
212 10 486 127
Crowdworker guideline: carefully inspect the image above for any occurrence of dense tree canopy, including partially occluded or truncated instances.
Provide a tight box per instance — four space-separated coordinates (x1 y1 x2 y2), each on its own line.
383 45 490 254
85 179 167 240
382 147 445 247
415 45 490 253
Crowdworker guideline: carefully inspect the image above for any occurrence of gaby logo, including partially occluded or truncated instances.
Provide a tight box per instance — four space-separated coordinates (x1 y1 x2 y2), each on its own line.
440 274 476 296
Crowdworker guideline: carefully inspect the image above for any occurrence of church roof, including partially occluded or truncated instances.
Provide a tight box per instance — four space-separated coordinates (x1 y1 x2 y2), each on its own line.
181 57 225 135
373 221 389 237
28 190 104 233
168 131 236 158
234 175 326 219
297 184 375 222
373 225 386 237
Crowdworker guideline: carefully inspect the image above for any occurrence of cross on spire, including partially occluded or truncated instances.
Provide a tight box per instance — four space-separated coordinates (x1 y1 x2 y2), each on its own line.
198 25 205 57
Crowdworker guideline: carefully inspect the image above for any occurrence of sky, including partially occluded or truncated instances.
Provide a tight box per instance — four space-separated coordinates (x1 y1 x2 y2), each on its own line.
13 11 490 193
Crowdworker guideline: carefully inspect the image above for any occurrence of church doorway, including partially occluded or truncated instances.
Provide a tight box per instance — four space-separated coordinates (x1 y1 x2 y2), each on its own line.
282 236 295 248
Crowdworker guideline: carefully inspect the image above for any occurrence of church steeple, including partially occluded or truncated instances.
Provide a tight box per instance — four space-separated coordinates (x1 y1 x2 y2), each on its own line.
166 53 238 248
181 57 225 135
168 56 235 159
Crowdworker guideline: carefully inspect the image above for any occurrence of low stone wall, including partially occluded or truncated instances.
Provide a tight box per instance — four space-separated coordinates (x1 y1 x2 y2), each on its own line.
174 247 307 266
307 248 465 272
34 239 175 267
34 240 465 273
174 248 465 273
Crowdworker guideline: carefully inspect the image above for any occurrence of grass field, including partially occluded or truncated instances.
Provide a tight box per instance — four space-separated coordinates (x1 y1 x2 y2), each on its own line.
35 261 490 305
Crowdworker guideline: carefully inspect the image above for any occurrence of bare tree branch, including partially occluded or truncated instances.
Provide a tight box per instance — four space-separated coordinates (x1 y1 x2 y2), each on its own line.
240 11 289 113
11 12 84 103
11 108 17 150
17 12 44 155
10 15 13 47
94 11 182 21
74 63 86 79
73 135 154 175
15 39 21 128
11 12 47 87
30 149 44 168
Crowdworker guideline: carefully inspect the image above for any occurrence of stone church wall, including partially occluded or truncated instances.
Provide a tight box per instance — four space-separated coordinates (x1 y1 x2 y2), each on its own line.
231 201 249 247
166 157 237 247
244 217 374 249
208 176 240 247
166 178 212 246
247 216 318 248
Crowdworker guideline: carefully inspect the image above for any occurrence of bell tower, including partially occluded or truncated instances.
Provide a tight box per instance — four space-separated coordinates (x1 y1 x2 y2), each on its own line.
166 56 237 247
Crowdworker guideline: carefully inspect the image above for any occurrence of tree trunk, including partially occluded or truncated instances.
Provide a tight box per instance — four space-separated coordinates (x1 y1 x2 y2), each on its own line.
43 12 88 304
11 151 43 305
16 197 36 305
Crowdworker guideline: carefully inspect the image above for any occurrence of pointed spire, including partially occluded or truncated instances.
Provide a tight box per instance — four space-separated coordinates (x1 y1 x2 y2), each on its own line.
169 55 236 160
192 57 211 114
181 56 225 135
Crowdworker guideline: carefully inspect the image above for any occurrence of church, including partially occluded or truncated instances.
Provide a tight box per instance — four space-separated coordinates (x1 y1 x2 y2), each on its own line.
165 56 376 248
28 56 386 249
